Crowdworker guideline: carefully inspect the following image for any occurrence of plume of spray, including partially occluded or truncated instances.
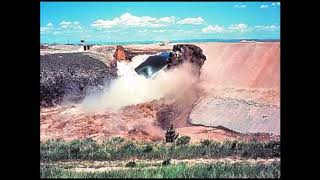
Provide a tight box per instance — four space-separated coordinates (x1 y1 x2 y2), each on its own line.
81 54 200 113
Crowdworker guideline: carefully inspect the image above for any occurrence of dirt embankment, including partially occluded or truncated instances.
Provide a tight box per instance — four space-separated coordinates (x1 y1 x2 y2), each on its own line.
189 42 280 135
196 42 280 89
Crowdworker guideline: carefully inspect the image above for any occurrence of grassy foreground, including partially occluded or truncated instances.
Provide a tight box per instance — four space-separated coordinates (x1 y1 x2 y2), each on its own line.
40 161 280 178
40 138 280 178
40 138 280 162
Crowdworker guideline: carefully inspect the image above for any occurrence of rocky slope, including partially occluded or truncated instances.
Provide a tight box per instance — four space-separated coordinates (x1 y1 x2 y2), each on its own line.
167 44 207 71
40 52 117 107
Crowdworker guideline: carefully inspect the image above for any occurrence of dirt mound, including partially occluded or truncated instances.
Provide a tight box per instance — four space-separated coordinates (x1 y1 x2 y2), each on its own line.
89 45 114 54
113 45 169 62
113 45 134 61
40 53 117 107
40 102 165 142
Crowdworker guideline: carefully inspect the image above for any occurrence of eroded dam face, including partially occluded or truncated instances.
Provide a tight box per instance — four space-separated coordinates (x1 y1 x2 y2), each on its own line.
189 42 280 135
197 42 280 89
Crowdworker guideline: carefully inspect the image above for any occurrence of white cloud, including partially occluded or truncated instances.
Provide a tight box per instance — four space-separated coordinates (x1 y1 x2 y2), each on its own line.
92 12 176 29
53 31 61 35
260 2 280 9
41 21 83 35
92 13 207 28
228 23 249 33
202 25 225 33
202 24 250 34
59 21 71 28
152 29 166 33
254 25 280 31
81 34 91 39
40 22 55 34
260 5 269 8
234 5 247 8
176 17 204 25
138 29 148 33
40 27 50 34
179 29 197 34
271 2 281 6
158 16 176 24
59 21 82 30
202 23 279 34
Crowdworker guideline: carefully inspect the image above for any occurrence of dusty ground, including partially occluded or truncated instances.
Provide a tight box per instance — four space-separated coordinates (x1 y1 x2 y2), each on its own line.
40 101 279 143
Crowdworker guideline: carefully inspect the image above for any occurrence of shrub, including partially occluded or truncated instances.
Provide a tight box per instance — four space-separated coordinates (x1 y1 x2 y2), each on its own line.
82 138 95 143
118 142 138 158
162 159 171 166
111 137 125 144
200 139 212 146
142 144 153 153
68 141 80 158
165 124 179 143
121 142 136 150
125 161 137 167
176 136 191 146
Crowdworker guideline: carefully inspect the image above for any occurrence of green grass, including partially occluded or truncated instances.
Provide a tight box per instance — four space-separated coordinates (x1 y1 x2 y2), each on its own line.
40 138 280 162
40 161 280 178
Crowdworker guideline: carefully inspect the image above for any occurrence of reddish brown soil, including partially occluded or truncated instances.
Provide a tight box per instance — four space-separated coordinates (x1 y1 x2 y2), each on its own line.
40 100 279 143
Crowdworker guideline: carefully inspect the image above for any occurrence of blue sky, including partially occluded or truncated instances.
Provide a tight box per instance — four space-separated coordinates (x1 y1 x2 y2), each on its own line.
40 2 280 44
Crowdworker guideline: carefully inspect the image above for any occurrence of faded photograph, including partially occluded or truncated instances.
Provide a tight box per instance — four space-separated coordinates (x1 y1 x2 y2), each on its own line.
40 2 280 178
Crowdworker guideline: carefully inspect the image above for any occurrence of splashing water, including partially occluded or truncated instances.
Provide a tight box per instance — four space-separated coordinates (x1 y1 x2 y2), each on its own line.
81 54 199 112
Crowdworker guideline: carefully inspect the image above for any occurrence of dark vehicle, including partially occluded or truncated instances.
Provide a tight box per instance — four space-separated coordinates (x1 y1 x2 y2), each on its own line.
134 52 170 78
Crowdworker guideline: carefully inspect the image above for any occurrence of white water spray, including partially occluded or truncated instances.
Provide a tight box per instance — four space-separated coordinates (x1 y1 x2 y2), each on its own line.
81 54 198 112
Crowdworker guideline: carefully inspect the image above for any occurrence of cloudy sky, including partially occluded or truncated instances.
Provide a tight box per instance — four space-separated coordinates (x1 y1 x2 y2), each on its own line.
40 2 280 44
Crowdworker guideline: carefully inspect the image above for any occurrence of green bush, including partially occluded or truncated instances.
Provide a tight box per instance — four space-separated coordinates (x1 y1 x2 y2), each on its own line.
200 139 211 146
176 136 191 146
125 161 137 168
121 142 136 150
165 125 179 143
142 144 153 153
111 137 125 144
162 159 171 166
